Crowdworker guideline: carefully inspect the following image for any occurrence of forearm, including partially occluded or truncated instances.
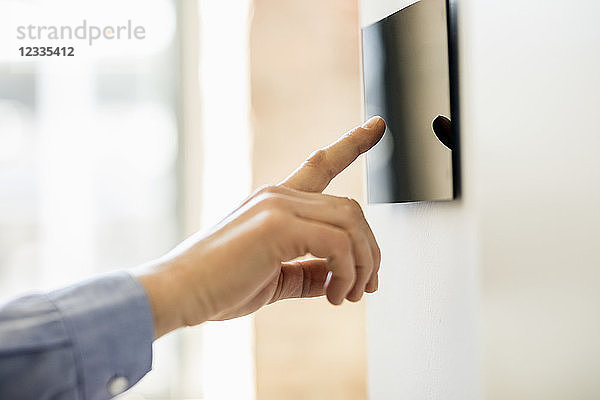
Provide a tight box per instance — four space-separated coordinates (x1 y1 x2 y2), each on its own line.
0 272 153 400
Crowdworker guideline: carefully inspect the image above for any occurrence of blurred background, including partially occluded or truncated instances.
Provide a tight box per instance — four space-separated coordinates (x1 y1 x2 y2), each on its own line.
0 0 367 399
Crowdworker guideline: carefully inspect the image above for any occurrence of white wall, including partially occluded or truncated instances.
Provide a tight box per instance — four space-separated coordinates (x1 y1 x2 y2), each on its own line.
362 1 600 399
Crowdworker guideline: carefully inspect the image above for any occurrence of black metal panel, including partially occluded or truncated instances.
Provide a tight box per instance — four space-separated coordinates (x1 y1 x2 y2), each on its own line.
362 0 457 203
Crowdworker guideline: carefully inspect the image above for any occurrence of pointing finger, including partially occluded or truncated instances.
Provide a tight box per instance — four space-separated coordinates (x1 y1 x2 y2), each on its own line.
281 116 386 193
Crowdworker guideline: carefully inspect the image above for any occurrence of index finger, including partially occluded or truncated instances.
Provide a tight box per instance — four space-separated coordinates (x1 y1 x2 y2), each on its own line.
280 116 386 193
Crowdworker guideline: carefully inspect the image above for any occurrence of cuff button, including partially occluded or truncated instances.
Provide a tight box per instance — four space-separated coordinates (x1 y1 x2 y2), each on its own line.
108 376 129 396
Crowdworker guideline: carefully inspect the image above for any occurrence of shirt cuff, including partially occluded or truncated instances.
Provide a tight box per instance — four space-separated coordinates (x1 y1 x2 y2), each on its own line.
48 272 154 400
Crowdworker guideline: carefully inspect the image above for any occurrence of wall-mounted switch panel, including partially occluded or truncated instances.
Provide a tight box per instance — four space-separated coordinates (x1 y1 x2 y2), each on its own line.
362 0 458 204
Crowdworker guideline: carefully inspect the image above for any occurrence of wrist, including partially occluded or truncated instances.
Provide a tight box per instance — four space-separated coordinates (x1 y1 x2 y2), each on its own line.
135 260 200 338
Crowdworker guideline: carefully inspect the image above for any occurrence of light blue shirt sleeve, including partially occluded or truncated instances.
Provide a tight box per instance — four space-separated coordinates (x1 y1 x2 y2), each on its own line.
0 272 154 400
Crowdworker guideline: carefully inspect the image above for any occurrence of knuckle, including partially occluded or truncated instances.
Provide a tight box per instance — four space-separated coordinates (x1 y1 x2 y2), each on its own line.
340 235 356 282
329 231 353 267
356 262 372 276
335 231 352 253
344 128 368 157
342 197 364 219
305 149 335 180
255 184 278 197
349 198 363 215
348 228 368 253
306 149 327 168
374 245 382 271
348 226 361 239
353 128 371 154
356 248 374 275
257 193 284 210
252 189 288 212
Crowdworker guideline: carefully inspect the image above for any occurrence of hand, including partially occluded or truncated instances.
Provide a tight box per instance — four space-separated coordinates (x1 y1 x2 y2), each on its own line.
137 116 386 338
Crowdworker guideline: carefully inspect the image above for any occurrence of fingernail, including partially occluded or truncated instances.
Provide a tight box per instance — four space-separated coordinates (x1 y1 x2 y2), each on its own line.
365 280 376 293
362 116 384 129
